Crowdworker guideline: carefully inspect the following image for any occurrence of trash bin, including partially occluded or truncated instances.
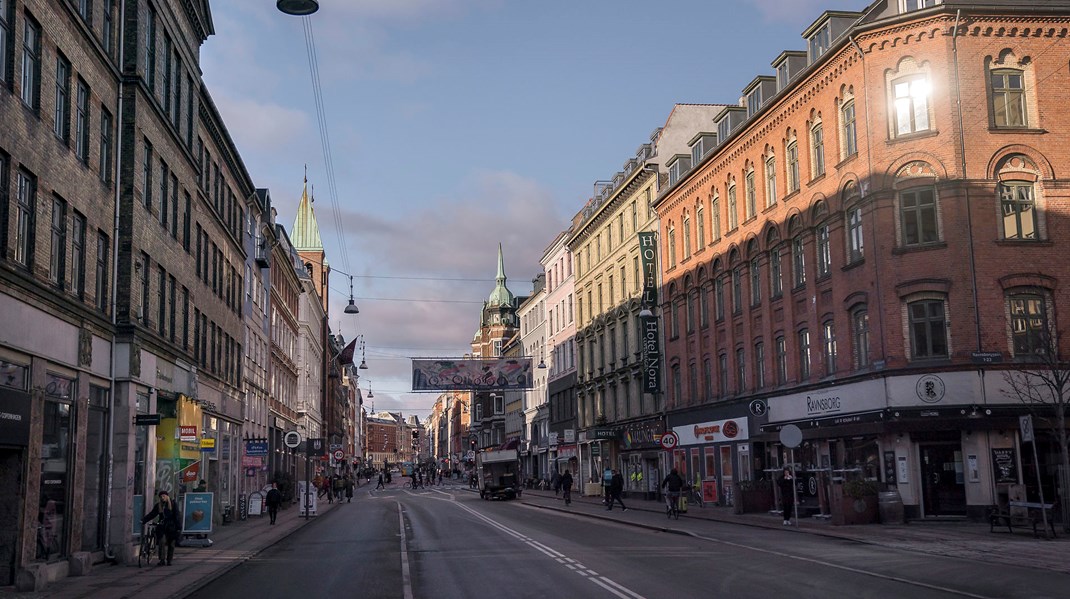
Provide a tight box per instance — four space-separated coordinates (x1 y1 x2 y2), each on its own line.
878 489 904 524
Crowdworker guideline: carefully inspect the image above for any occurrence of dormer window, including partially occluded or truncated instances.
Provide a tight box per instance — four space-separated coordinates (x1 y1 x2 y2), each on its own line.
777 62 790 90
902 0 939 11
717 118 731 144
689 134 716 166
747 87 763 118
808 23 831 62
668 155 692 187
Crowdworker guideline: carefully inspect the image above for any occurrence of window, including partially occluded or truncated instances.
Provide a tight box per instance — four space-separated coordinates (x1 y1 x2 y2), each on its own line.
765 156 776 207
750 257 761 306
816 224 831 277
0 0 9 85
75 79 90 163
54 54 71 141
900 187 939 245
718 354 728 396
842 101 857 157
99 108 112 182
735 348 746 393
731 268 742 314
683 216 691 259
893 76 931 136
159 159 168 228
170 174 178 238
808 23 831 62
847 206 863 262
142 140 153 209
699 286 709 328
671 300 680 338
162 34 172 109
696 204 705 247
78 0 92 23
145 5 156 90
21 15 41 110
745 171 756 219
798 329 811 379
791 235 806 288
823 321 837 376
852 309 870 368
1009 293 1048 356
703 359 712 400
686 291 695 333
775 336 787 385
747 87 762 117
71 212 86 299
15 169 36 267
999 182 1036 240
786 141 800 193
632 257 639 293
102 0 114 54
95 231 108 312
727 184 738 230
667 227 676 268
714 276 725 321
50 196 67 287
717 118 731 144
811 123 825 177
754 342 766 389
991 69 1026 128
903 0 940 11
185 75 194 145
711 198 721 240
770 246 783 297
908 299 948 359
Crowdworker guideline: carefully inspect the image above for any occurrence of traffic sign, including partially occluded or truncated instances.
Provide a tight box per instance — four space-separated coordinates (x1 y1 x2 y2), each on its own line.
284 431 302 449
333 449 344 461
779 424 802 449
659 431 679 450
1020 415 1034 443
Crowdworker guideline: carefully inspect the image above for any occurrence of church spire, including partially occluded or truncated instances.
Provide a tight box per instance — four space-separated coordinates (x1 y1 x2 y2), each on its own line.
292 172 323 251
487 242 514 307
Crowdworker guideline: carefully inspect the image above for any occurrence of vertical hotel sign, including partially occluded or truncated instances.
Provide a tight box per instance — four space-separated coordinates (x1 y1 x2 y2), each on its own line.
638 232 661 393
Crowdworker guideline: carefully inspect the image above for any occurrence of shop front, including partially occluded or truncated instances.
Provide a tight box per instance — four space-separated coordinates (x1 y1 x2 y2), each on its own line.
667 414 751 507
615 417 665 500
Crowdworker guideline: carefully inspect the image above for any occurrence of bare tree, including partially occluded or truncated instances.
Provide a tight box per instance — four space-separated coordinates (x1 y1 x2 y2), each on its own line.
1002 331 1069 532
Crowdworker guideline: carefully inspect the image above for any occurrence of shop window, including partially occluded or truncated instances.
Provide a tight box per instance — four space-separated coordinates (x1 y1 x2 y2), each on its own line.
39 373 76 561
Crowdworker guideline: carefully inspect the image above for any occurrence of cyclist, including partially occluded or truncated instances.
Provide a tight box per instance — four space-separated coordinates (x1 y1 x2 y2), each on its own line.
661 468 685 516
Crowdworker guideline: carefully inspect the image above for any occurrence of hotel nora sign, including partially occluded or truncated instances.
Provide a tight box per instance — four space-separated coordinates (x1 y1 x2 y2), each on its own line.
638 231 661 393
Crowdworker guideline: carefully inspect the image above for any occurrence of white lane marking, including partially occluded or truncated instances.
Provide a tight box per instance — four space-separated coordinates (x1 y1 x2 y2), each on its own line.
397 502 414 599
449 500 647 599
688 532 998 599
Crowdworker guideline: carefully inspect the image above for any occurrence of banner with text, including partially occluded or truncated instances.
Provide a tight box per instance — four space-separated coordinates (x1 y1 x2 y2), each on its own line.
412 358 535 391
638 231 661 393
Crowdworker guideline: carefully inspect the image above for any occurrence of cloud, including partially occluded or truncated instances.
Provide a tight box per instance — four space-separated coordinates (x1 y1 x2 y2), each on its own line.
211 95 312 152
747 0 867 24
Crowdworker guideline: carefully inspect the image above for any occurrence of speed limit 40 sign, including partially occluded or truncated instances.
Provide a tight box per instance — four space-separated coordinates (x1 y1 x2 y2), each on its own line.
659 431 679 450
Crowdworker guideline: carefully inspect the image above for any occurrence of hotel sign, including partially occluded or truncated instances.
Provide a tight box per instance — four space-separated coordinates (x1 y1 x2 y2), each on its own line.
638 231 661 393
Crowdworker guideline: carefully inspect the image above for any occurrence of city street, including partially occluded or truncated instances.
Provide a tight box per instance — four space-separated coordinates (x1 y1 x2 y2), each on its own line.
186 481 1068 599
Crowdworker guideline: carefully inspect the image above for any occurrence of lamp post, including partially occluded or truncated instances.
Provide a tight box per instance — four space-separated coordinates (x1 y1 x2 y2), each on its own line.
276 0 320 16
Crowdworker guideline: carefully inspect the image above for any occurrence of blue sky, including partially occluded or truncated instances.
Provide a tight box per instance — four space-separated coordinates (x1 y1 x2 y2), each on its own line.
201 0 865 415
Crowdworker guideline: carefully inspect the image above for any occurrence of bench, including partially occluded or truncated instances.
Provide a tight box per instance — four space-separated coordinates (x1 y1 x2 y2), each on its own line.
988 501 1058 538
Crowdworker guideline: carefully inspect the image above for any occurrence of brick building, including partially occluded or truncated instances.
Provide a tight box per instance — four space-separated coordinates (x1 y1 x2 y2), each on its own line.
652 0 1070 520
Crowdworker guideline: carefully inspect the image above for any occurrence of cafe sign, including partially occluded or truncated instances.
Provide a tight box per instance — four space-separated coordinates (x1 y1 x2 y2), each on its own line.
673 418 749 446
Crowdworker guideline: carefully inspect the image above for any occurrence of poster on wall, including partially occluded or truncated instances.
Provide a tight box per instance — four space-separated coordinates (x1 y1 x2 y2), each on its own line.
991 448 1018 484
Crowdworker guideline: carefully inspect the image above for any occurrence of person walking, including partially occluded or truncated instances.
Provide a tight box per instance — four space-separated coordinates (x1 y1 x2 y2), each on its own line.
141 490 182 566
265 482 282 525
375 472 386 490
779 466 796 525
607 469 627 511
551 470 561 496
561 470 574 506
345 476 354 503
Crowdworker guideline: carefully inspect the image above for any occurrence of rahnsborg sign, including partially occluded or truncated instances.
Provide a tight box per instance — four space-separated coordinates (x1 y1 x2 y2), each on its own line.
672 418 749 446
767 379 883 423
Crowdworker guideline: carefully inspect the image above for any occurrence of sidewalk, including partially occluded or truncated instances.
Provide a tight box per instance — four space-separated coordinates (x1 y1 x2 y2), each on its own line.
0 481 373 599
516 487 1070 575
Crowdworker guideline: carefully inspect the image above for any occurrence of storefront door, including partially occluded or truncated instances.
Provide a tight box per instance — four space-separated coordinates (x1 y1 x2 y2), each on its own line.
0 448 22 586
920 443 966 516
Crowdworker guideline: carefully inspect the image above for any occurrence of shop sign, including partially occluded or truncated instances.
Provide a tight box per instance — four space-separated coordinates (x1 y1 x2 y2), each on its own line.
591 444 601 456
182 492 214 534
589 428 618 440
0 388 32 446
564 429 575 443
759 410 885 433
242 456 263 467
556 445 577 460
991 448 1018 484
179 425 197 442
767 378 883 423
673 418 749 446
549 432 558 447
245 440 269 456
200 438 216 452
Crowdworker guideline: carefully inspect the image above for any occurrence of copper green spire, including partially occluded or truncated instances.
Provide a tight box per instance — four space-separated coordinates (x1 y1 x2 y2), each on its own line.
487 243 514 307
292 175 323 251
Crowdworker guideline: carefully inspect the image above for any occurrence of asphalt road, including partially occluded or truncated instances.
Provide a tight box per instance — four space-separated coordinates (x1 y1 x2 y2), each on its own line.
186 483 1068 599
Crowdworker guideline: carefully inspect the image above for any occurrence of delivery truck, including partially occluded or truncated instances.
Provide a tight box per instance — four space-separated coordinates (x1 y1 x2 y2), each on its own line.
476 449 521 500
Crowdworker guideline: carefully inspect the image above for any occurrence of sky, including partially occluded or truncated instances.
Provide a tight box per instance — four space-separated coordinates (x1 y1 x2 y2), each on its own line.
200 0 866 418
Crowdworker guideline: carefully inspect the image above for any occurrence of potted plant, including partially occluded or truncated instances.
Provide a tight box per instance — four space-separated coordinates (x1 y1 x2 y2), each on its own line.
831 479 879 525
733 479 774 514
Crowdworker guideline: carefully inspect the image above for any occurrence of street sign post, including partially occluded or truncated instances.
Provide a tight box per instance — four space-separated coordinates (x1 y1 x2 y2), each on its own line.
779 424 803 527
284 431 301 449
659 431 679 450
1019 414 1050 537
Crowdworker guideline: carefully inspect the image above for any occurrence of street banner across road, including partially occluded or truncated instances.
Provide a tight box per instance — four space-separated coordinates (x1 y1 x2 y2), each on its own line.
411 358 534 391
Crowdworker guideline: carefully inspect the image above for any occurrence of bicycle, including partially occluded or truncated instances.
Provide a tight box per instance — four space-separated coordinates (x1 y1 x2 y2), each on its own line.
138 522 158 568
665 491 681 520
686 484 705 509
